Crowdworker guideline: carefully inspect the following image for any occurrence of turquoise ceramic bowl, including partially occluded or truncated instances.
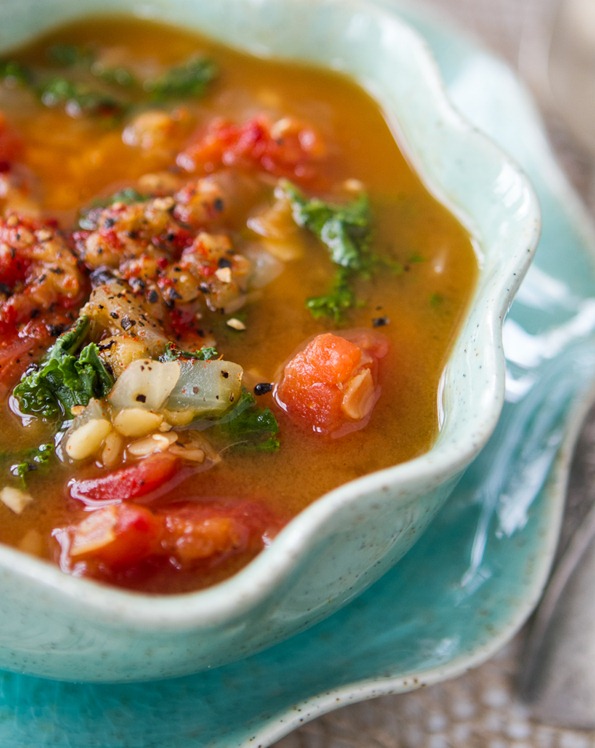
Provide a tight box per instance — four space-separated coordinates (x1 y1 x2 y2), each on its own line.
0 0 539 682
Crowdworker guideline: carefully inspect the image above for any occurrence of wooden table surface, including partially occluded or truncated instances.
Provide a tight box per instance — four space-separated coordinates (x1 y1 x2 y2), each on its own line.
274 1 595 745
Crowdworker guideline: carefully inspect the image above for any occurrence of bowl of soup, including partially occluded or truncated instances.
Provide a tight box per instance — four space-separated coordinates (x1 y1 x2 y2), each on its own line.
0 0 539 681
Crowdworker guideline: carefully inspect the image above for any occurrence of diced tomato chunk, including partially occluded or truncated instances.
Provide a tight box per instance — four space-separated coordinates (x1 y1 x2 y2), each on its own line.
158 500 282 566
178 115 326 183
0 318 58 389
63 503 164 569
55 498 284 582
274 329 388 437
69 453 180 504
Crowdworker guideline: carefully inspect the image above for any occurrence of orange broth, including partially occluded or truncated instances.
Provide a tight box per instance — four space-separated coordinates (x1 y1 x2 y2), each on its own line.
0 16 477 592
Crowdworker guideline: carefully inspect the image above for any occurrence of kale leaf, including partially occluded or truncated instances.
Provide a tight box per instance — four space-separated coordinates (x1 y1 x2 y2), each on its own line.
0 47 217 120
38 76 126 117
13 316 114 419
160 344 219 362
47 43 95 68
9 443 55 483
0 58 31 86
48 43 137 87
281 180 373 321
78 187 150 230
305 266 357 321
144 57 218 101
215 390 280 452
282 180 370 270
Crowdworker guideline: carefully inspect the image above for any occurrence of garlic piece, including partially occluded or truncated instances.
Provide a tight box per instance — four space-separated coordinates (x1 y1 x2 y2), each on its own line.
226 317 246 331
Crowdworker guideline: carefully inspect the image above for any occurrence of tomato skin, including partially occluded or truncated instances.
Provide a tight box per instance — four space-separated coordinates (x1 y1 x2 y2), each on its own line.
158 500 283 567
69 453 180 505
275 329 389 437
65 503 164 569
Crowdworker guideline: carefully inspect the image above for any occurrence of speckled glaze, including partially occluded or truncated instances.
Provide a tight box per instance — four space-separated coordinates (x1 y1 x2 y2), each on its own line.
0 1 594 745
0 0 539 683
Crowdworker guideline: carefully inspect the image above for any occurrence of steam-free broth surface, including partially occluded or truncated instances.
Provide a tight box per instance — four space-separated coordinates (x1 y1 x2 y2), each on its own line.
0 17 477 592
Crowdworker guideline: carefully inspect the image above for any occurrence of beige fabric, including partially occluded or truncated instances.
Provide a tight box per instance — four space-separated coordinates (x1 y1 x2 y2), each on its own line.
275 0 595 745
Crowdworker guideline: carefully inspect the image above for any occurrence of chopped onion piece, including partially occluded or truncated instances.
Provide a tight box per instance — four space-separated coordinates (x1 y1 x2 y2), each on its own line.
166 359 243 419
108 359 180 412
244 244 284 288
0 486 33 514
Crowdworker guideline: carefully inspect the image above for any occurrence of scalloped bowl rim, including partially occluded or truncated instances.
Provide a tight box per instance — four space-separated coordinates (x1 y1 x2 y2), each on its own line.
0 0 540 630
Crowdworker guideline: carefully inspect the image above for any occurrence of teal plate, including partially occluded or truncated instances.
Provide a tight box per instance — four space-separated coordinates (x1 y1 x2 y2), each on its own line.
1 1 595 745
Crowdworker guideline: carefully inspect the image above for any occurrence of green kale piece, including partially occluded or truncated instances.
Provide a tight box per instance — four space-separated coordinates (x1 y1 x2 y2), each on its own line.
215 390 280 452
0 58 32 86
0 48 217 121
94 64 137 88
47 43 95 68
10 443 55 483
306 266 356 322
281 180 373 321
13 316 114 419
0 54 127 117
145 57 218 101
49 43 137 87
160 344 219 362
282 180 371 270
77 188 150 230
38 76 126 117
94 186 149 207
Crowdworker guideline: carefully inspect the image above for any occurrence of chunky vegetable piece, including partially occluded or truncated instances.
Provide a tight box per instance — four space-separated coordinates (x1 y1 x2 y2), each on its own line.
0 213 85 386
275 330 389 436
64 503 164 568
